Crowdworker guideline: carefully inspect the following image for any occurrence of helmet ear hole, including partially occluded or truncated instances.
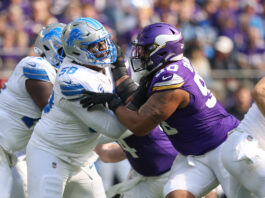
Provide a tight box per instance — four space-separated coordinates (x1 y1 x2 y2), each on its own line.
169 28 175 34
73 52 80 56
43 45 50 51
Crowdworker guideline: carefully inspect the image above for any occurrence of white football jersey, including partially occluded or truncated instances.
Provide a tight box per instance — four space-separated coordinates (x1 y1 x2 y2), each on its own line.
0 56 56 153
0 56 56 118
29 57 127 167
237 102 265 150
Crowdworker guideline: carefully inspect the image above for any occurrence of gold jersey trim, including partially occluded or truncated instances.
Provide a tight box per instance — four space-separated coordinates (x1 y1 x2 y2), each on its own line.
152 82 184 91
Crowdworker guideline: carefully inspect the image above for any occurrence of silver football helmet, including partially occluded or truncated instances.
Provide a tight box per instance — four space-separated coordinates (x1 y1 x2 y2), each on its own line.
34 23 66 70
61 17 117 68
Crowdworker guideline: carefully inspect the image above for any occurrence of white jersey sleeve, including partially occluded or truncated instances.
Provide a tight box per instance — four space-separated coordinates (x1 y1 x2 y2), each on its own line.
22 56 56 83
56 61 127 139
62 100 127 139
30 59 127 166
0 56 56 119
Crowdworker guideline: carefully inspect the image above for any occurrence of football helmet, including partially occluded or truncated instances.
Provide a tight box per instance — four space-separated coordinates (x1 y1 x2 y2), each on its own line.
61 17 117 68
34 23 66 70
130 22 184 74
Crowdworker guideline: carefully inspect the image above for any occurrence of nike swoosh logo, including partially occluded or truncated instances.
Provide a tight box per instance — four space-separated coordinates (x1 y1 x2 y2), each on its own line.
28 63 37 67
162 76 172 80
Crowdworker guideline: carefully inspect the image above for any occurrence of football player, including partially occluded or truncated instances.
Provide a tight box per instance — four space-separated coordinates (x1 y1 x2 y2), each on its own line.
0 22 65 198
80 22 240 198
93 46 220 198
26 17 131 198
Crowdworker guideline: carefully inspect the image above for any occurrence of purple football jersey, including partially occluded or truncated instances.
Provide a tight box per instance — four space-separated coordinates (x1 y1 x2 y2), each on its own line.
118 126 177 176
148 57 239 155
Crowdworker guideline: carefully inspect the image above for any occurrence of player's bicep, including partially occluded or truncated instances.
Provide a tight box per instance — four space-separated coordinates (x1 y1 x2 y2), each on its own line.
140 89 189 124
26 79 53 110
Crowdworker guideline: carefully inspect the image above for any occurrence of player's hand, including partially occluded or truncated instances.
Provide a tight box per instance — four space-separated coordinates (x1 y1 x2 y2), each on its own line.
80 90 123 112
111 43 128 81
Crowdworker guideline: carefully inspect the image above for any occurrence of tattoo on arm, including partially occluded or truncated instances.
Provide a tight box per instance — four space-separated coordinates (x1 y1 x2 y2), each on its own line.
139 91 176 123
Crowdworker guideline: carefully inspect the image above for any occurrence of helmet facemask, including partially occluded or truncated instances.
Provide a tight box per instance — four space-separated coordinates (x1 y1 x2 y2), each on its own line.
130 42 154 73
78 34 116 66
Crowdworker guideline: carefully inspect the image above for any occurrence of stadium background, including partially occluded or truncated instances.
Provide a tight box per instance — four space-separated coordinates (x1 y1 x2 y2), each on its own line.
0 0 264 195
0 0 264 111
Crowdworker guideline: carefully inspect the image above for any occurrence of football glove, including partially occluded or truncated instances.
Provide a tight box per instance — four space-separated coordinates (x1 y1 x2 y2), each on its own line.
80 90 123 112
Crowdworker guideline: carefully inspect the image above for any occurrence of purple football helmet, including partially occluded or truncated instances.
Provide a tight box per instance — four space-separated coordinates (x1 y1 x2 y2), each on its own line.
130 22 184 74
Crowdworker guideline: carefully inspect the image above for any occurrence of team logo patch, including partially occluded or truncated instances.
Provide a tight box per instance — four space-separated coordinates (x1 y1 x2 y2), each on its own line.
28 63 37 67
161 74 173 81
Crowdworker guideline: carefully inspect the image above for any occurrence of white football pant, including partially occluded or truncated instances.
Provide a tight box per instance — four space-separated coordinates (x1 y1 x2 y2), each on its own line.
164 144 230 198
222 130 265 198
26 142 106 198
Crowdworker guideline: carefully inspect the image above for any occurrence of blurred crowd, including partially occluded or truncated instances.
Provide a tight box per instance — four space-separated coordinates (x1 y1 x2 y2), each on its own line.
0 0 264 109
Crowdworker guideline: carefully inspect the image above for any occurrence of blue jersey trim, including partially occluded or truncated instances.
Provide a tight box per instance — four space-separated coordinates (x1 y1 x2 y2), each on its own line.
23 67 50 81
60 84 84 96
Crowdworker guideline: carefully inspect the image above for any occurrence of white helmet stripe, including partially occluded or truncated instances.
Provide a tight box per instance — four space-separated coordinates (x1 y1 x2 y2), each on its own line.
150 33 182 56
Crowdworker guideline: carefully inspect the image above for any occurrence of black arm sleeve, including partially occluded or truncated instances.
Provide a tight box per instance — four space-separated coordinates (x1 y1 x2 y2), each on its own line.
115 77 138 102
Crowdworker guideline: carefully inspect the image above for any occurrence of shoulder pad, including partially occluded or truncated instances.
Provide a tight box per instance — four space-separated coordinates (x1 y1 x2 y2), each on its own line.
23 67 50 82
152 67 184 92
23 57 53 82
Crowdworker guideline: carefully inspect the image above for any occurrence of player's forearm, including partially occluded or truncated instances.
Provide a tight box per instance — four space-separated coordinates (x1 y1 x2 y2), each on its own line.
95 143 126 163
252 77 265 117
115 106 156 136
